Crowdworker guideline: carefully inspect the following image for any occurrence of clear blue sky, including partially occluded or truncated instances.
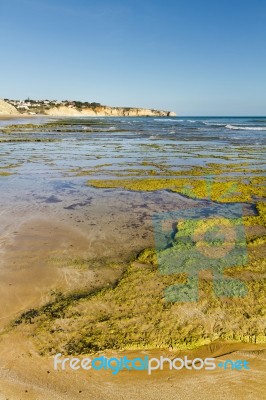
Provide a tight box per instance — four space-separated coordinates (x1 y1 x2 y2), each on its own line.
0 0 265 115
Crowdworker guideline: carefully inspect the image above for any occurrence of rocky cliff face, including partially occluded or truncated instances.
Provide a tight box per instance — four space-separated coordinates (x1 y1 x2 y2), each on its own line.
45 106 96 117
45 106 176 117
0 100 19 115
1 98 176 117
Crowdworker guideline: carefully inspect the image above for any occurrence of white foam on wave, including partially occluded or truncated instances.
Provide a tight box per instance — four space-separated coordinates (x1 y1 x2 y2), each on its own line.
153 118 181 122
226 124 266 131
203 122 225 126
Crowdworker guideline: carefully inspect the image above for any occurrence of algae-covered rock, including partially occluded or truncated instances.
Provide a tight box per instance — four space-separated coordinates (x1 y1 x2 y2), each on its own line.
137 248 158 265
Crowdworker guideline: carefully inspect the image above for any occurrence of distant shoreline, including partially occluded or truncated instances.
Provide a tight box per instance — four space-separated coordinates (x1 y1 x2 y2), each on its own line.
0 98 176 118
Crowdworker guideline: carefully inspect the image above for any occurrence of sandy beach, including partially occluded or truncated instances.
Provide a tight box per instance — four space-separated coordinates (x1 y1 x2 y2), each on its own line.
0 335 265 400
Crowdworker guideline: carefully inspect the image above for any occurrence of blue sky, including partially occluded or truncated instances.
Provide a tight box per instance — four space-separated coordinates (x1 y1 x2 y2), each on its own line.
0 0 265 115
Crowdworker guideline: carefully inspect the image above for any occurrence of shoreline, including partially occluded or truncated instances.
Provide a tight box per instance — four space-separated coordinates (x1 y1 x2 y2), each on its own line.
0 99 177 119
0 113 176 120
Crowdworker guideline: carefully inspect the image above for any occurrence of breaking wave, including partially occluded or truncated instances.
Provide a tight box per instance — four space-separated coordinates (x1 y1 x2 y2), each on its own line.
203 122 226 127
225 124 266 131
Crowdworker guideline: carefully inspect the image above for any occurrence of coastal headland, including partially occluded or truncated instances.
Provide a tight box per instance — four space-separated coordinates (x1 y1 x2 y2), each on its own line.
0 99 176 117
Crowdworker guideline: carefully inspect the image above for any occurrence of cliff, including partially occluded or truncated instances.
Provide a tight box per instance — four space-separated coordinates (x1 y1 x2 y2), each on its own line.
0 100 19 116
45 106 176 117
1 98 176 117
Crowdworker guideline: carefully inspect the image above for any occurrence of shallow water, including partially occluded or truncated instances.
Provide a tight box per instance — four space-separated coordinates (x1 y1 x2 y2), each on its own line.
1 116 265 179
0 116 265 261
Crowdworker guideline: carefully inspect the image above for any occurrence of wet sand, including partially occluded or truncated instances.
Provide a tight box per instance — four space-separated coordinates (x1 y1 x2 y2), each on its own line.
0 185 202 329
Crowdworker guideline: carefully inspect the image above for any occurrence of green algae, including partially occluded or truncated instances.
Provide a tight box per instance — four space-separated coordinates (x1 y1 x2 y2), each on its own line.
0 119 112 135
0 171 12 176
86 159 265 203
244 202 266 227
137 248 158 266
13 255 265 354
88 176 265 203
0 138 59 143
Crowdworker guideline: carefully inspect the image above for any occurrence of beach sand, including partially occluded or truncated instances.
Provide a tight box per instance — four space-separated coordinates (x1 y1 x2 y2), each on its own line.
0 333 265 399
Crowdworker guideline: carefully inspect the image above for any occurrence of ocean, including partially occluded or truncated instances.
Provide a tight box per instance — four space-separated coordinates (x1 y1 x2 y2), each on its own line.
0 115 265 192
